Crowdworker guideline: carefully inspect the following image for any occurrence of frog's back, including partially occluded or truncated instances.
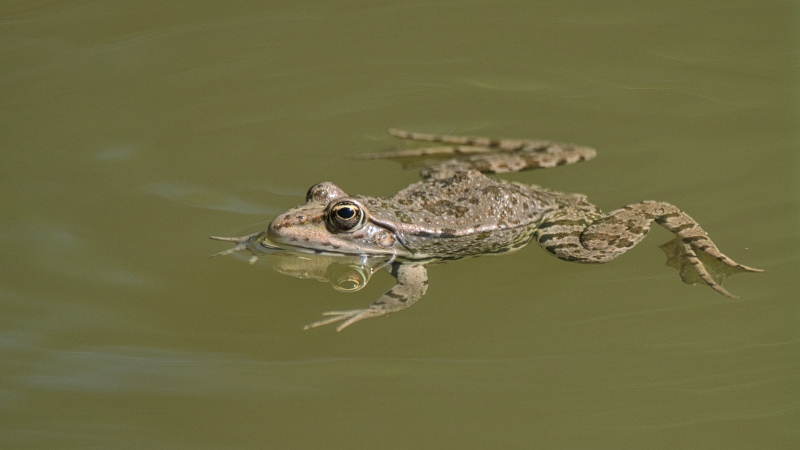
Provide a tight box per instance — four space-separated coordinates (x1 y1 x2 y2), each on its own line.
359 170 554 259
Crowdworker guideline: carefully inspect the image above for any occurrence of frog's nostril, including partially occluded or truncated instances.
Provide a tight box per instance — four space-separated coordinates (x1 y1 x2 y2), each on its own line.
268 217 288 232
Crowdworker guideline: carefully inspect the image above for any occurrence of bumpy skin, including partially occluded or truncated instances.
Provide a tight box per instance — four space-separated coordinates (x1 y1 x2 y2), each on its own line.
359 171 550 260
216 129 762 330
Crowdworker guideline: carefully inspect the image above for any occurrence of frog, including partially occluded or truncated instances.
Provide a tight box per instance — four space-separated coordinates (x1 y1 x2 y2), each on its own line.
212 129 763 331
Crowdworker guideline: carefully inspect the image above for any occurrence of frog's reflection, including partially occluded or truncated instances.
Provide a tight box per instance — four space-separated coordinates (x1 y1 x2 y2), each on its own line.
270 252 388 293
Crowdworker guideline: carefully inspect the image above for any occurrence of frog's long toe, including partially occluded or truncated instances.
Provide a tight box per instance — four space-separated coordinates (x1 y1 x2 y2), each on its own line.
303 309 375 331
659 237 763 298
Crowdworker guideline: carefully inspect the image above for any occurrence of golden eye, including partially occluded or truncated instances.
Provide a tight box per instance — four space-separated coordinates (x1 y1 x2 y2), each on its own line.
327 200 367 232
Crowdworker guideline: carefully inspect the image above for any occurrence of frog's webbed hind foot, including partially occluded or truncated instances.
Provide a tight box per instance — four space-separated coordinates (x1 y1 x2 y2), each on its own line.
658 237 763 298
355 129 596 180
304 263 428 331
651 203 763 298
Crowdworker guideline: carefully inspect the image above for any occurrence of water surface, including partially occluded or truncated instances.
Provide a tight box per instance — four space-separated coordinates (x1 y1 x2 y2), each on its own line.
1 1 797 448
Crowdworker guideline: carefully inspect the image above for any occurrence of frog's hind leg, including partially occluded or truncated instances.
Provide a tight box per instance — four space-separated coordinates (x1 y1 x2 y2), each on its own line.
536 201 762 298
358 129 597 179
387 129 545 151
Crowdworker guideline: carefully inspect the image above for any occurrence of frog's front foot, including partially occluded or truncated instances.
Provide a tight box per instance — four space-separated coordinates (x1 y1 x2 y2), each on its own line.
304 309 383 332
659 237 763 298
303 263 428 331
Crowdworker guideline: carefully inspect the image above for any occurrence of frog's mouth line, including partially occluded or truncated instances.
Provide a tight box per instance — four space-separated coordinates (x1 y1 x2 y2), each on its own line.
210 232 406 260
211 234 408 273
275 241 403 258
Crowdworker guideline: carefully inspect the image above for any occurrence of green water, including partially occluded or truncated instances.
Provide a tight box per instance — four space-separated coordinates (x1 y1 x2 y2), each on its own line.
1 1 797 448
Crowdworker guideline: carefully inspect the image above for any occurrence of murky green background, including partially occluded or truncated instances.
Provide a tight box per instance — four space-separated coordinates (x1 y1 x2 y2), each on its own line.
1 1 797 448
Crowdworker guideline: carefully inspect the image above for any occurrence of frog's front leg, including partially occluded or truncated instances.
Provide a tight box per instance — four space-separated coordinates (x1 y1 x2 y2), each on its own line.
536 201 762 298
304 263 428 331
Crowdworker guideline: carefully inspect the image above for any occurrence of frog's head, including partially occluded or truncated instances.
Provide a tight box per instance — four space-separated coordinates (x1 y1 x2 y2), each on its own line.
267 182 409 257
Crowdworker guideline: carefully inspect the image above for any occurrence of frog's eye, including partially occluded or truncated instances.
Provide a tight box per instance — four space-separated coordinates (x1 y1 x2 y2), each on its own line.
326 200 367 232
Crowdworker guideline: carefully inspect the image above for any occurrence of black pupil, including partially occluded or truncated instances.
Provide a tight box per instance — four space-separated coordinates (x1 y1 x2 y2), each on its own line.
337 207 356 219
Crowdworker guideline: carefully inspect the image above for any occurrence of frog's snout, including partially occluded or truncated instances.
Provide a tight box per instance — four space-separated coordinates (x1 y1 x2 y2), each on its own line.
267 209 324 245
266 214 292 240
